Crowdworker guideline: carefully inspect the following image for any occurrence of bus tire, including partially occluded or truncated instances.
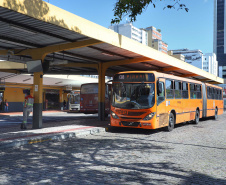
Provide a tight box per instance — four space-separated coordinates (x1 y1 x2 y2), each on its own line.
194 109 200 124
105 126 115 132
214 108 218 120
166 112 175 132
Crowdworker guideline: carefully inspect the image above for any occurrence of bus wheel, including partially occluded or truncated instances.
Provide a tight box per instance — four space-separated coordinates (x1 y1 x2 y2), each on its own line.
214 108 218 120
166 112 175 132
194 109 200 124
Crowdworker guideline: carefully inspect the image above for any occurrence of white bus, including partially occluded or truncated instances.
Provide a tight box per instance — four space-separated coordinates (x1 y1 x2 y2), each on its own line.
68 90 80 112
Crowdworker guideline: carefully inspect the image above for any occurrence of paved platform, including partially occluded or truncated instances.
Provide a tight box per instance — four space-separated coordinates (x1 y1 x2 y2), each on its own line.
0 111 108 149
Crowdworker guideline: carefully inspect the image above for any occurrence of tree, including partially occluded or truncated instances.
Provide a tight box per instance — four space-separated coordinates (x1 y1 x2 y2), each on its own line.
111 0 189 24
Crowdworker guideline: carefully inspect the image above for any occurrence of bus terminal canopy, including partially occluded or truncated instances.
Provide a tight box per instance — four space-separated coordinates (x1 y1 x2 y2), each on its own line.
0 0 224 84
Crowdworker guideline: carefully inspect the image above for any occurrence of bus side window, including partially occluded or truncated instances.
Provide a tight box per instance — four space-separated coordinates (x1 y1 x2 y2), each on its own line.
207 87 211 99
175 81 182 99
190 83 196 99
157 82 165 105
182 82 188 99
219 89 221 100
196 85 202 99
215 88 218 100
218 89 220 100
166 79 174 99
211 88 214 99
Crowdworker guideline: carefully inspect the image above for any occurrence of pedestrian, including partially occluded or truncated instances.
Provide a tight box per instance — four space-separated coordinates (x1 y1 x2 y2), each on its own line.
21 92 34 129
45 99 48 110
4 99 8 112
63 100 66 110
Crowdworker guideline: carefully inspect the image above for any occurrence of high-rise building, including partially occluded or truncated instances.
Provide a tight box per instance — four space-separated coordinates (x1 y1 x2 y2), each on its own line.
145 26 168 54
203 53 218 76
214 0 226 79
170 49 218 76
109 22 148 45
109 24 168 54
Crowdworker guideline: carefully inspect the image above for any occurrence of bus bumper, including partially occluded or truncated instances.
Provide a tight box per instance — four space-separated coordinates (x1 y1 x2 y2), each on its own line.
110 117 156 129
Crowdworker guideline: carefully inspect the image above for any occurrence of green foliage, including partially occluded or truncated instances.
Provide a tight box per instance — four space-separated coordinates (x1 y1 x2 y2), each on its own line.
111 0 188 24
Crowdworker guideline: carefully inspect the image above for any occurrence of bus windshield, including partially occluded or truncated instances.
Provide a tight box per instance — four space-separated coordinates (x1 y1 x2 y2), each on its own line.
70 94 80 104
81 84 98 94
112 83 155 109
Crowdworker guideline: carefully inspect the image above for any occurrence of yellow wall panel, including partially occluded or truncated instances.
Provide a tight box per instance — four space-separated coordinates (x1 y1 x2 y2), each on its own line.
4 88 25 102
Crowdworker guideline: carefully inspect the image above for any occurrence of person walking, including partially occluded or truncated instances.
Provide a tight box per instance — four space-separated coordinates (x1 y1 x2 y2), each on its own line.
63 100 67 110
4 99 8 112
21 92 34 129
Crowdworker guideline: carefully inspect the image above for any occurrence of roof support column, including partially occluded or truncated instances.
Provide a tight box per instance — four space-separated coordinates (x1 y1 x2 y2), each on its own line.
32 71 43 129
59 88 63 110
98 62 106 121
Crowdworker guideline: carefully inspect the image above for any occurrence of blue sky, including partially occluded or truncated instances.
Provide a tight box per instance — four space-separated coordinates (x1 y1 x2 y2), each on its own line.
45 0 214 54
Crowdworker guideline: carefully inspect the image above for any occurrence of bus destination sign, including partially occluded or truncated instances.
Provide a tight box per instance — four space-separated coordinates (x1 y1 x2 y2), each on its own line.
113 73 155 82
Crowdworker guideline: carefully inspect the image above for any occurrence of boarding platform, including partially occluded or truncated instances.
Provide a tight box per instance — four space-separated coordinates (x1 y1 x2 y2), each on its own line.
0 111 108 149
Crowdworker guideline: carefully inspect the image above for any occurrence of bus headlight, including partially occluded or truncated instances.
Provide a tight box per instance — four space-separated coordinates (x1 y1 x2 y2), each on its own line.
143 112 156 121
111 111 119 119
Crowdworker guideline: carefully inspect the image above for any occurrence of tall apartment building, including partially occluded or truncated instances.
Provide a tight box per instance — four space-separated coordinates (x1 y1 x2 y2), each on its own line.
204 53 218 77
171 49 218 76
145 26 168 54
109 22 148 45
109 23 168 54
214 0 226 79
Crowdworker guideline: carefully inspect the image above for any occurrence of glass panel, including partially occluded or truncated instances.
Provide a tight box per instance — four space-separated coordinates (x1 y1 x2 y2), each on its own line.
207 87 211 99
175 81 182 99
81 84 98 94
196 85 202 99
182 82 188 99
190 84 196 99
112 83 155 109
166 80 174 99
157 82 165 105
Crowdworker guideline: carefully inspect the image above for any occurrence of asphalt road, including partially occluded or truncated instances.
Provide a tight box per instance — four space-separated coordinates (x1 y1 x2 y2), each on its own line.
0 112 226 185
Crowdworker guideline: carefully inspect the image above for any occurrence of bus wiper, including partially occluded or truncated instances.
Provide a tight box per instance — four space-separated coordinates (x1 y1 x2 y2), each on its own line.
130 100 141 109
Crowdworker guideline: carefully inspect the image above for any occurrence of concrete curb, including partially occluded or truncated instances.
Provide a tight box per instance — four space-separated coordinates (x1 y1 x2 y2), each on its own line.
0 127 106 149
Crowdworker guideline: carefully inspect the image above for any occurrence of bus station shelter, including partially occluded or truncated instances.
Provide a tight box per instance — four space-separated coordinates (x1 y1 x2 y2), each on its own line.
0 0 224 129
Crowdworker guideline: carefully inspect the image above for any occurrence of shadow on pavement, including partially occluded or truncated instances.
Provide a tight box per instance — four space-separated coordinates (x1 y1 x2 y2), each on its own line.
0 136 225 184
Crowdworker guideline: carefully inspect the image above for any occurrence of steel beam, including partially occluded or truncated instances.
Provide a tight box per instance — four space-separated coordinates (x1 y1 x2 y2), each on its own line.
57 63 98 69
104 57 152 69
0 61 26 69
162 67 180 72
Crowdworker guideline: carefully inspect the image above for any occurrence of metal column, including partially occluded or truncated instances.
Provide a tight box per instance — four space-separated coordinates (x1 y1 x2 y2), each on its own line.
33 71 43 129
98 62 106 121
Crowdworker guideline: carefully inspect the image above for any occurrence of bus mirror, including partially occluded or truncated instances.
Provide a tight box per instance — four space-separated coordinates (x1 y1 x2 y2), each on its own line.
157 82 163 94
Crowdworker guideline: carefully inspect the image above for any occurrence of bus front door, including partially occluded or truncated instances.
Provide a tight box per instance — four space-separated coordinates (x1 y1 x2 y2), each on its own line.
157 80 167 128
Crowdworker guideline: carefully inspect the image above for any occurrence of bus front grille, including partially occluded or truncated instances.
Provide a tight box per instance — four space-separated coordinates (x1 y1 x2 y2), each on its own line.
121 121 140 127
120 117 141 120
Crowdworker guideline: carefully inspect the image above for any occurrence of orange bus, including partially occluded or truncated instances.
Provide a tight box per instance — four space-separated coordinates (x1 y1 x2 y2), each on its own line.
110 71 224 131
80 83 111 116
